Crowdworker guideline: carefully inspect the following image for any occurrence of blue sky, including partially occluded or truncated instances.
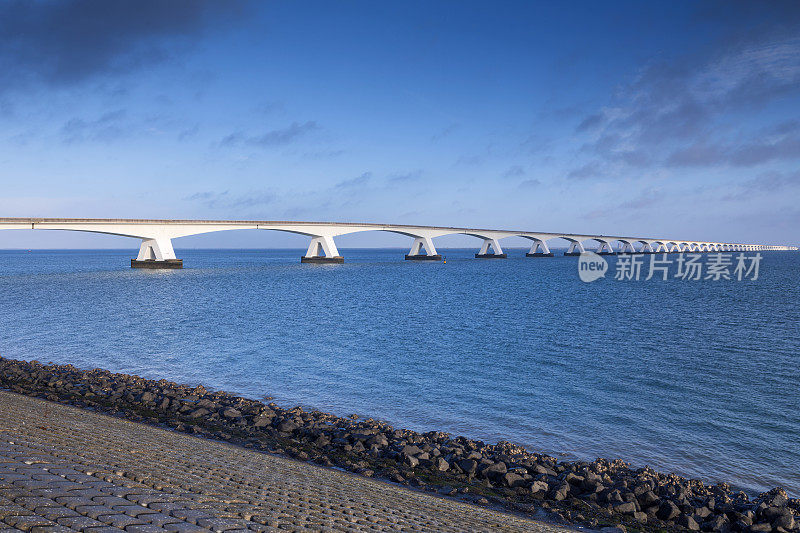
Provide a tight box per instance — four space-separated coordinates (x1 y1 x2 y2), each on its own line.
1 0 798 249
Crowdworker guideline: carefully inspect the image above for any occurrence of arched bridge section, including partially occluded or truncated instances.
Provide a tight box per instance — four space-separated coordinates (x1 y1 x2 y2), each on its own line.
0 218 795 268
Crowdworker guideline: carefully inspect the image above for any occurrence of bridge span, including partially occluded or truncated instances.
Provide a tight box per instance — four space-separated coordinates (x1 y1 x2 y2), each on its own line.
0 218 795 268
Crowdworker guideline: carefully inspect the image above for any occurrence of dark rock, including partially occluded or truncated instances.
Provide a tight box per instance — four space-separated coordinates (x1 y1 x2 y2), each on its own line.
772 513 795 531
403 454 419 468
759 489 788 508
252 414 273 428
703 514 729 533
614 501 637 515
434 458 449 472
695 506 712 519
367 434 388 447
481 461 507 479
502 472 525 487
530 480 548 494
552 483 570 501
401 445 424 456
657 500 681 521
222 407 242 419
457 459 478 475
677 515 701 531
277 419 298 433
638 490 660 508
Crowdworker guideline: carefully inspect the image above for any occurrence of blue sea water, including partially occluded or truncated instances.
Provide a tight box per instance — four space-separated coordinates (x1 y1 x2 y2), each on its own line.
0 248 798 496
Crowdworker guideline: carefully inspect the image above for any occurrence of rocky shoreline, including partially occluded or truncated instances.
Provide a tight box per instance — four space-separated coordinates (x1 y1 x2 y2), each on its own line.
0 356 796 533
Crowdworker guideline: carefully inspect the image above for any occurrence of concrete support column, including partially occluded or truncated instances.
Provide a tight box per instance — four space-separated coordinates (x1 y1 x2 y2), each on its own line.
132 237 182 269
405 236 441 261
475 238 506 258
638 242 655 254
302 235 344 264
526 239 553 257
595 241 616 255
618 241 636 254
565 241 586 256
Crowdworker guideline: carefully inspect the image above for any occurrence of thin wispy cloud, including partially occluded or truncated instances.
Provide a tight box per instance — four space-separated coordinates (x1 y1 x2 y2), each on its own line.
184 190 275 209
220 121 320 148
61 110 128 143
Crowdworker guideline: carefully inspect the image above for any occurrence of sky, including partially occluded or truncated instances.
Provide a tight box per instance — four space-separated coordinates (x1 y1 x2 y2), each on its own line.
1 0 799 249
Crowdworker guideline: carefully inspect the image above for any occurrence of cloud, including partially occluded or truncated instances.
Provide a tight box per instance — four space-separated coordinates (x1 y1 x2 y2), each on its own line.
567 161 604 180
454 155 483 166
567 8 800 179
723 170 800 200
387 170 422 183
667 135 800 167
502 165 525 178
0 0 252 93
220 121 320 148
61 110 128 143
431 123 459 141
618 188 662 210
576 113 604 132
518 179 541 189
335 172 372 189
184 190 275 209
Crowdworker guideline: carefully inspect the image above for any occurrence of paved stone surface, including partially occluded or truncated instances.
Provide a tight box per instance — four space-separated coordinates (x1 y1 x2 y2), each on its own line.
0 391 566 532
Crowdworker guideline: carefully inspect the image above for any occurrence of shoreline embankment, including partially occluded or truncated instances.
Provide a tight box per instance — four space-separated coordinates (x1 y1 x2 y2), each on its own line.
0 356 796 533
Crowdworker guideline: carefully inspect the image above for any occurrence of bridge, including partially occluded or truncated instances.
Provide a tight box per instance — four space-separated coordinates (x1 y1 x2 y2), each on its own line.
0 218 795 268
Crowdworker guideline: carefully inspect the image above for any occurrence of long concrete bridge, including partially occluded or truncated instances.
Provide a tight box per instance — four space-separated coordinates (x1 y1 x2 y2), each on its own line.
0 218 795 268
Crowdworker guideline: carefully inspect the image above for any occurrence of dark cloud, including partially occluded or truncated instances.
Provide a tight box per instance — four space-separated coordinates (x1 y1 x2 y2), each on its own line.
0 0 251 93
220 122 320 148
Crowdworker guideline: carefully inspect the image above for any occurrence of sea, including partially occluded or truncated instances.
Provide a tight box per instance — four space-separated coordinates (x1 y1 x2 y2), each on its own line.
0 248 797 496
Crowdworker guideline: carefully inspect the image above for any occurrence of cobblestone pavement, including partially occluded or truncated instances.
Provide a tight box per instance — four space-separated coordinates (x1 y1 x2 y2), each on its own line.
0 391 567 532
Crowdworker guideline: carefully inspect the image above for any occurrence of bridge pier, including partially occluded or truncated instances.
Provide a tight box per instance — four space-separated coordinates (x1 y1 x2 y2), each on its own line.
564 241 585 256
526 239 553 257
595 241 616 255
405 236 441 261
301 235 344 264
637 242 655 254
475 238 506 258
131 238 182 269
